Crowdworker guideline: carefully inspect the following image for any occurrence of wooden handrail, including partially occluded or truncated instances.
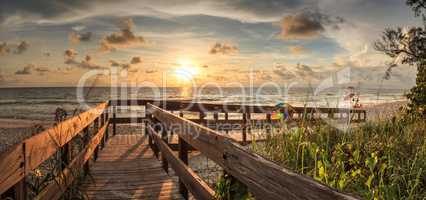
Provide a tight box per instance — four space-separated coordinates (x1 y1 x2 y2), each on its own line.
0 102 109 197
35 120 109 200
147 103 360 200
146 125 215 200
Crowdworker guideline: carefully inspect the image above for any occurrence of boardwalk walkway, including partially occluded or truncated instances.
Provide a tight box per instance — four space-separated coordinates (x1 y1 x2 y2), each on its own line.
81 134 184 200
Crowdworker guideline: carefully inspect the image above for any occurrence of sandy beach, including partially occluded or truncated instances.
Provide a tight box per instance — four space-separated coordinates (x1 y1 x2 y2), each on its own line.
0 118 53 153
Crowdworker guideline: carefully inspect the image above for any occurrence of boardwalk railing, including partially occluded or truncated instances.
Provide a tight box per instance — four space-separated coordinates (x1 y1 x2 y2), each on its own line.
109 99 367 123
0 102 109 200
0 99 366 200
145 103 360 200
110 99 367 144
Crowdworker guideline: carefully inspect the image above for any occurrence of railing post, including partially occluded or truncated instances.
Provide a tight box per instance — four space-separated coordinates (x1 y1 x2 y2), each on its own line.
225 112 229 134
83 127 90 176
266 112 272 134
178 137 189 200
13 179 26 200
104 111 109 142
60 143 71 170
242 113 247 145
213 111 219 131
199 111 206 126
94 118 100 161
152 118 160 159
161 123 169 174
112 105 117 136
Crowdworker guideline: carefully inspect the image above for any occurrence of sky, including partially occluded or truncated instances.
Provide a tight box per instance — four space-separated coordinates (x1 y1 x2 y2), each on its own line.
0 0 422 88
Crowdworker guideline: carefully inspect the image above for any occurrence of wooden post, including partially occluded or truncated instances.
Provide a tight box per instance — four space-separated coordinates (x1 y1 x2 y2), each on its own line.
266 112 272 134
13 179 26 200
364 110 367 121
161 123 169 174
213 111 219 131
112 106 117 136
199 111 206 126
93 119 100 161
357 111 361 122
178 137 189 200
247 112 251 136
60 143 71 170
83 127 90 176
224 112 229 134
242 113 247 145
152 118 160 159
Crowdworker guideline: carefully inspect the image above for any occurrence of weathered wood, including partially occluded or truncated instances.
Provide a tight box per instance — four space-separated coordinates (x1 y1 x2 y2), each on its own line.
111 99 366 116
13 178 26 200
0 144 25 194
80 134 184 200
24 102 108 173
111 117 145 124
112 106 117 135
160 122 169 174
242 112 247 145
147 125 215 200
178 137 189 200
34 121 109 200
83 127 90 176
147 103 359 200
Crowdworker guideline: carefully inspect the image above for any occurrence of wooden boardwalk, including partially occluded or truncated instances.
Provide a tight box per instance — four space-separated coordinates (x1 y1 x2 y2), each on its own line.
0 99 363 200
81 134 184 200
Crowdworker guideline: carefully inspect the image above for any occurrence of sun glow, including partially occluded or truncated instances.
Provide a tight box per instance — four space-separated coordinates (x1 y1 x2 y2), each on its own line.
174 58 199 82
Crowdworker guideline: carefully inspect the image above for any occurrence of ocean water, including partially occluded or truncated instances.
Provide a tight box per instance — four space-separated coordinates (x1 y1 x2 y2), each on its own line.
0 87 406 121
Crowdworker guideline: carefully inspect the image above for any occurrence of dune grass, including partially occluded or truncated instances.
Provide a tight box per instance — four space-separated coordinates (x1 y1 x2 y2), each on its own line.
251 113 426 199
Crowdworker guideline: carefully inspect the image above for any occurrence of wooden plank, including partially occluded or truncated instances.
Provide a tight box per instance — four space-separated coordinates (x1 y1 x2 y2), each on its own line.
34 121 109 200
80 134 183 200
147 103 359 200
147 125 215 200
0 144 25 194
24 102 108 172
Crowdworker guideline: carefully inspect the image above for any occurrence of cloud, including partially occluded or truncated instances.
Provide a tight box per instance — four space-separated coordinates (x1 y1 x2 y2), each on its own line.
14 41 29 54
288 45 309 54
0 42 10 55
130 56 142 64
15 65 33 75
79 55 105 69
0 41 29 55
279 11 345 40
15 64 51 75
221 0 311 19
110 56 142 70
209 42 239 55
0 0 93 24
64 49 105 69
273 65 297 79
99 18 145 52
64 49 78 64
145 69 157 74
69 31 92 43
273 63 318 80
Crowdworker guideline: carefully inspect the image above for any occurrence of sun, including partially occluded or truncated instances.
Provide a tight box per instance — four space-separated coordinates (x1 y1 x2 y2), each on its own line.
174 58 199 82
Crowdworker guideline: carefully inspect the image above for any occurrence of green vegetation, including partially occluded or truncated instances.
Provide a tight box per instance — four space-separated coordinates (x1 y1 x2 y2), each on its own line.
251 113 426 199
375 0 426 117
214 173 253 200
